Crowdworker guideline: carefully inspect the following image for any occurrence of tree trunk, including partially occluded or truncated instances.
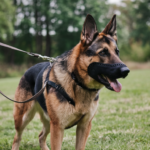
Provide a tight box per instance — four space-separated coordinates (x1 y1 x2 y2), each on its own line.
8 0 18 64
34 0 43 54
45 31 51 56
38 34 43 54
45 16 51 56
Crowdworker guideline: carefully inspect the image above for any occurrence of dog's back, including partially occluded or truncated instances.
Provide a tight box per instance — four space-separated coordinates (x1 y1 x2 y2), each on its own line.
24 62 49 90
24 62 50 111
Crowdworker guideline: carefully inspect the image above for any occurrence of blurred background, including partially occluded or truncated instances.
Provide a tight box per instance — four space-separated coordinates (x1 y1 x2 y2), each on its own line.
0 0 150 78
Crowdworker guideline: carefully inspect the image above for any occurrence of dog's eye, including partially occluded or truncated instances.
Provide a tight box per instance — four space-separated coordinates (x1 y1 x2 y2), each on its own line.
99 48 109 56
115 49 119 56
86 49 95 56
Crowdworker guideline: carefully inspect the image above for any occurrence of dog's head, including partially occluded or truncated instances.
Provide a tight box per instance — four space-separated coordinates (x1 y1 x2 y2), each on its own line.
72 14 130 92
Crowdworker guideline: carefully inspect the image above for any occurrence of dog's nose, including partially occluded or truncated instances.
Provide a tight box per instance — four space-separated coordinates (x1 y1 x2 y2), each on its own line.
120 67 130 78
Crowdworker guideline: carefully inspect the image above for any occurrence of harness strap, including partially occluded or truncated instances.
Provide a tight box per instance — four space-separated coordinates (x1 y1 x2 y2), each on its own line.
47 81 75 106
45 65 75 106
0 81 48 103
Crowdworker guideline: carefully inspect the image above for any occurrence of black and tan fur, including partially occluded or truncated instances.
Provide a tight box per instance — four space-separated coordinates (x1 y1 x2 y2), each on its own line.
12 14 128 150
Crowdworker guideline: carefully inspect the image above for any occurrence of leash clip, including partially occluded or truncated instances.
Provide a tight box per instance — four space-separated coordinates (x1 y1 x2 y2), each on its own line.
27 52 36 57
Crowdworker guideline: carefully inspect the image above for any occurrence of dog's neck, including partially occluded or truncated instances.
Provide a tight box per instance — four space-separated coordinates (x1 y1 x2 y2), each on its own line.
71 72 98 91
51 46 101 105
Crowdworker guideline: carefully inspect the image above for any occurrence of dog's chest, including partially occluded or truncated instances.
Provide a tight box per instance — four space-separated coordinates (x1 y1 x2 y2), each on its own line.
77 97 99 118
75 90 99 113
59 98 98 129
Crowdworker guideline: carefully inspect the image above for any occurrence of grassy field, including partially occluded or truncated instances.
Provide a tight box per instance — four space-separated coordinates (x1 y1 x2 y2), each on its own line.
0 69 150 150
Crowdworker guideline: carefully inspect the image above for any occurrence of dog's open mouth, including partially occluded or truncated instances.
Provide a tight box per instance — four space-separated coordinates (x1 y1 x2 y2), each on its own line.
98 75 122 92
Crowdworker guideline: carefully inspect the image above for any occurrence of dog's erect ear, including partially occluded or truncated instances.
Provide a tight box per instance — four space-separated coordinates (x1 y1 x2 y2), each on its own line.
81 14 98 45
102 15 117 41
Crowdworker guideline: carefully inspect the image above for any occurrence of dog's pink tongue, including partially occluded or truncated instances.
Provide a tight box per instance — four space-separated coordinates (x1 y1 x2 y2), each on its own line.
106 77 122 92
110 80 122 92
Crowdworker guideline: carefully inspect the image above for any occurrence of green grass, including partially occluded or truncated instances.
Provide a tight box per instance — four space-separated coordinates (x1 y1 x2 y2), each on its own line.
0 70 150 150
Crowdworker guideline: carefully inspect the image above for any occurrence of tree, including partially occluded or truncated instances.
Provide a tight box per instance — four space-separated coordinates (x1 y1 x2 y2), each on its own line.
0 0 15 63
54 0 109 55
131 0 150 45
12 0 108 58
0 0 15 41
1 0 108 63
108 0 150 61
14 0 65 57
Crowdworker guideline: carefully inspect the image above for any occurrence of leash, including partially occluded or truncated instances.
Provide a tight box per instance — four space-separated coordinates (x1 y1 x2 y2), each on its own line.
0 81 48 103
0 42 75 106
0 60 75 105
0 42 55 103
0 42 56 62
0 79 75 106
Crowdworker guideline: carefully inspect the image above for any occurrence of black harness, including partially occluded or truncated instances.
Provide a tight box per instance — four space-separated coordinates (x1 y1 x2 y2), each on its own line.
45 65 75 107
45 65 99 107
47 81 75 106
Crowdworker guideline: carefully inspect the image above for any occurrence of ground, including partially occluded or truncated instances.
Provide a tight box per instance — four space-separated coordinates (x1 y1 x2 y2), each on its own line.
0 69 150 150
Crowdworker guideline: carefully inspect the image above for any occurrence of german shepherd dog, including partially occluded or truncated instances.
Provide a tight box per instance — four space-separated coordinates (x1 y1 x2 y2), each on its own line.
12 14 130 150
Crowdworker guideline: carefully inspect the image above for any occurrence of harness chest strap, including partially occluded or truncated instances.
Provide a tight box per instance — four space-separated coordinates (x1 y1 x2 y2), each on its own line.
45 65 75 106
47 81 75 106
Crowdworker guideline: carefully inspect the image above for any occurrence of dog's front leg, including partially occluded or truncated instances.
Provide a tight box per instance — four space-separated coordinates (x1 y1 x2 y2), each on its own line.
76 120 92 150
50 122 64 150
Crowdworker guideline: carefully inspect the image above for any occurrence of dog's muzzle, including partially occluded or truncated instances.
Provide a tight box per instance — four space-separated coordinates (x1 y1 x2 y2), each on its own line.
88 62 130 92
88 63 130 79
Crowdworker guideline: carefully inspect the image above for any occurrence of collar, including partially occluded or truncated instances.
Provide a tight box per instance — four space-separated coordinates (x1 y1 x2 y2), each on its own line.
71 72 99 92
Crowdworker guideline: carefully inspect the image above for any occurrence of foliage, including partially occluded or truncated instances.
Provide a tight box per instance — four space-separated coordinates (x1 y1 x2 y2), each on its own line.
0 70 150 149
14 0 108 55
0 63 28 78
109 0 150 62
131 0 150 45
0 0 15 40
0 0 108 64
54 0 109 56
0 0 150 64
